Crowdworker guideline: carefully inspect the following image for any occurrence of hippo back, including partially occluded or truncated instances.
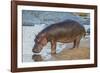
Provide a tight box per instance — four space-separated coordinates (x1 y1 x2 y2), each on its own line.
38 20 86 42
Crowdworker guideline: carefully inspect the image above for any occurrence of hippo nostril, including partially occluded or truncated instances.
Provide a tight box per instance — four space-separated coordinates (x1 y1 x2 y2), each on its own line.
32 49 40 53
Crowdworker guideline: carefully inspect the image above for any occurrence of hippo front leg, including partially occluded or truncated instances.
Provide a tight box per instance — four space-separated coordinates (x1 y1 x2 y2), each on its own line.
51 40 56 54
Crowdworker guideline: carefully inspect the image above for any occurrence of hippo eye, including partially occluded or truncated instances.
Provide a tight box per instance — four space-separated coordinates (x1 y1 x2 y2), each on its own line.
35 39 41 44
37 39 40 42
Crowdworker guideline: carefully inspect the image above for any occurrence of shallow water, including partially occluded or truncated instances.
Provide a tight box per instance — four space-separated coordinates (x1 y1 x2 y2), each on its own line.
22 26 90 62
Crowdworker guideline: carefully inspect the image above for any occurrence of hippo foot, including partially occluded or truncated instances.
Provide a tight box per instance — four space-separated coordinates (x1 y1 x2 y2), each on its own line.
51 51 56 54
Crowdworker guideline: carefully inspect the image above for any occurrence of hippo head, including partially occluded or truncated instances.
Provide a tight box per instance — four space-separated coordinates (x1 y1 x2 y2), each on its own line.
32 33 47 53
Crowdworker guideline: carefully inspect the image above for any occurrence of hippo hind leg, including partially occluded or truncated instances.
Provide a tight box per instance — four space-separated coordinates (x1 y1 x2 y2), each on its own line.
73 36 81 49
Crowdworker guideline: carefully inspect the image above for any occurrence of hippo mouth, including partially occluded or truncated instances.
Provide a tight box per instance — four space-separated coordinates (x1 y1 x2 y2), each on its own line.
32 48 41 53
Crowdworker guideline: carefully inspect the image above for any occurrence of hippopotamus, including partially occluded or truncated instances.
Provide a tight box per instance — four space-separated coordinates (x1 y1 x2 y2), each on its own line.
32 20 86 54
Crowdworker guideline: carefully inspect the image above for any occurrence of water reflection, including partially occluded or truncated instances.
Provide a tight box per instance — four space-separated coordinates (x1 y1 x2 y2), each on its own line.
32 54 43 62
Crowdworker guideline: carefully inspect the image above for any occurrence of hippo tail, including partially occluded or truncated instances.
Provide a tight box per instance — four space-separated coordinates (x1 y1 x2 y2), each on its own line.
82 31 86 38
82 26 86 38
83 32 86 37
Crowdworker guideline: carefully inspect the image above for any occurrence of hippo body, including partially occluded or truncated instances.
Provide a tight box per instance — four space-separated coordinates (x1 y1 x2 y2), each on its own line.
32 20 86 54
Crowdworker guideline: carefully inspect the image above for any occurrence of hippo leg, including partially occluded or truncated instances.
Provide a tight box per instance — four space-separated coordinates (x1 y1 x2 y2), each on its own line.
73 40 76 48
51 40 56 54
73 36 81 48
